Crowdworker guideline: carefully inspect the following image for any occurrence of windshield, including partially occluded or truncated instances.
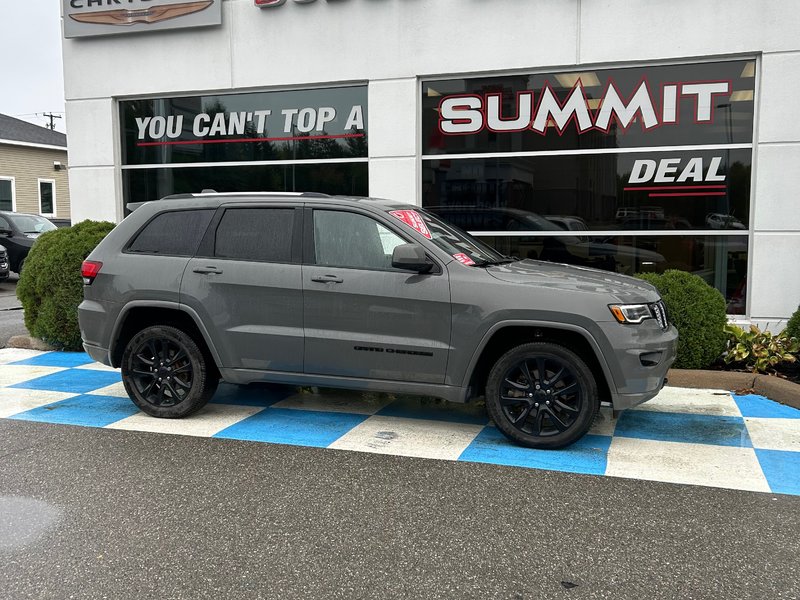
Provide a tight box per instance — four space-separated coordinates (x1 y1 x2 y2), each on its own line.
8 214 57 235
410 209 508 265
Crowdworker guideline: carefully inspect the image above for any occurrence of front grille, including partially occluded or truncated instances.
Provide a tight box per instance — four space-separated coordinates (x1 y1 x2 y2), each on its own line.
651 300 669 330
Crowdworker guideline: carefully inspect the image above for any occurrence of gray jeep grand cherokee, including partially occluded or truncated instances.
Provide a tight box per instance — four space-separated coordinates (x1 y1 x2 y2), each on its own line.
79 192 677 449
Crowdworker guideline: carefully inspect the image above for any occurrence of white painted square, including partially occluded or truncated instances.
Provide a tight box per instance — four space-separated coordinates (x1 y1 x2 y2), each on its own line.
86 382 129 398
589 406 617 437
272 391 393 415
606 437 770 493
0 387 78 418
0 365 66 387
75 362 119 372
0 349 46 365
635 387 741 417
106 403 265 437
329 415 483 460
745 418 800 452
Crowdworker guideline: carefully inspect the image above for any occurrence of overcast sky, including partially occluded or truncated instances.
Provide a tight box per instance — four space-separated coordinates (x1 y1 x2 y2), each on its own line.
0 0 66 133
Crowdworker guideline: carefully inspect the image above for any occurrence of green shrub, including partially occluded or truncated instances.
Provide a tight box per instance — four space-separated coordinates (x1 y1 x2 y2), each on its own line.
786 305 800 341
16 220 116 350
723 323 799 373
636 270 727 369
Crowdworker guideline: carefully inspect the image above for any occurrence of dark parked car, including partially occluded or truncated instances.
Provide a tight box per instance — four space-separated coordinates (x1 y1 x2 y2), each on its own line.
79 193 677 449
0 211 58 274
0 245 9 282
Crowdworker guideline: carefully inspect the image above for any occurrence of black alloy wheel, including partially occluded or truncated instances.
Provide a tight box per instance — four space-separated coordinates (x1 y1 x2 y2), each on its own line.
486 342 598 449
121 325 218 418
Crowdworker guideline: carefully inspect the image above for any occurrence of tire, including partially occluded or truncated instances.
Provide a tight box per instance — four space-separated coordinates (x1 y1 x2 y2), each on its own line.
121 325 218 418
485 342 599 449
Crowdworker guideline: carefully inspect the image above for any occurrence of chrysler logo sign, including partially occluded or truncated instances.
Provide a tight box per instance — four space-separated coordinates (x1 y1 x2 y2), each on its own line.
63 0 222 38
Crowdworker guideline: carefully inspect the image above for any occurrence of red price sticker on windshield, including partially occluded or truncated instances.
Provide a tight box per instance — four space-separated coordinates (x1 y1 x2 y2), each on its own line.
389 210 432 239
453 253 475 266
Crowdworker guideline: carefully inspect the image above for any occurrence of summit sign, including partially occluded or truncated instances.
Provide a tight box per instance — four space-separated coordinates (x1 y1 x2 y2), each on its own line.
63 0 222 38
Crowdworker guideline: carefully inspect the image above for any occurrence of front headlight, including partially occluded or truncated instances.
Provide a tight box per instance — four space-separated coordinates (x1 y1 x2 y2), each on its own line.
609 303 653 324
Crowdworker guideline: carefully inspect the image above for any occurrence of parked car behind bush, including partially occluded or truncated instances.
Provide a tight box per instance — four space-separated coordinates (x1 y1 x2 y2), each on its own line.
17 220 115 350
636 270 727 369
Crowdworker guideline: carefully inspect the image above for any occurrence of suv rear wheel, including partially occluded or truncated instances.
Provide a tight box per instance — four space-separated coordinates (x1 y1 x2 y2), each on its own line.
485 342 598 449
121 325 218 418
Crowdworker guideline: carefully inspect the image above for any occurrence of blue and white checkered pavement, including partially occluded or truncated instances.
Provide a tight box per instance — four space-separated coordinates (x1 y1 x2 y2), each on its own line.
1 348 799 496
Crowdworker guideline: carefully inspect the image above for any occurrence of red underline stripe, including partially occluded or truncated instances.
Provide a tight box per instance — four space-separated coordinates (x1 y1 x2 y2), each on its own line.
648 192 727 197
624 185 727 191
136 133 366 147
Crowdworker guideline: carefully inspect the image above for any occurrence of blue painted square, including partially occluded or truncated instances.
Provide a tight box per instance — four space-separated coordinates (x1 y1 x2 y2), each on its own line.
10 351 96 368
458 427 611 475
8 394 139 427
9 369 122 394
210 382 295 408
377 397 489 426
733 394 800 419
755 449 800 496
213 407 367 447
615 410 752 447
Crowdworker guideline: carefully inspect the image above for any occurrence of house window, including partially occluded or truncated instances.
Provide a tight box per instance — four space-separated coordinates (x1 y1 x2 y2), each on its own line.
38 179 56 216
0 178 14 211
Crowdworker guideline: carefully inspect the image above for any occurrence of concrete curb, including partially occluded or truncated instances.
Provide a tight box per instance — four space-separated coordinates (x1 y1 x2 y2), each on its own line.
668 368 800 411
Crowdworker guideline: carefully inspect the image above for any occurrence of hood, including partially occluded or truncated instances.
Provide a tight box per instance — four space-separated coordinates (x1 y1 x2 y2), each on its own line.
487 259 660 303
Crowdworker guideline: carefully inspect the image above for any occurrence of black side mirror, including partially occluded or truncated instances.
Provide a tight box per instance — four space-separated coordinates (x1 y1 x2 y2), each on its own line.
0 229 12 237
392 243 433 273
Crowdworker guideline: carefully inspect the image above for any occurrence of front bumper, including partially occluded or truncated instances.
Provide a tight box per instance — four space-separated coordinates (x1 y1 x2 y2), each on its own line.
598 321 678 411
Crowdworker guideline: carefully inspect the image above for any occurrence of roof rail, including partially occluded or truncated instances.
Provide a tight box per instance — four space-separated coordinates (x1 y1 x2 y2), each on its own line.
125 191 332 212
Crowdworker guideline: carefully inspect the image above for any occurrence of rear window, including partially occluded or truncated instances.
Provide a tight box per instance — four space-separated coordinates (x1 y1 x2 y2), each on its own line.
214 208 294 263
128 210 214 256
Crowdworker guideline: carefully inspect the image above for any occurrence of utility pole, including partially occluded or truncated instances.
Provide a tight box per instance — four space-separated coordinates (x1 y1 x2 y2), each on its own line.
42 112 62 131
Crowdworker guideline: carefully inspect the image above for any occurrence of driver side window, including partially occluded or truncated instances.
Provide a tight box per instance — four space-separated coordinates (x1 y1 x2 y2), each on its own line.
313 210 406 270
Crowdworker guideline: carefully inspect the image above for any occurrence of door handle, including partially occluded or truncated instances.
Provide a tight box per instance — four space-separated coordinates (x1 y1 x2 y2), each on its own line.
311 274 343 283
192 266 223 275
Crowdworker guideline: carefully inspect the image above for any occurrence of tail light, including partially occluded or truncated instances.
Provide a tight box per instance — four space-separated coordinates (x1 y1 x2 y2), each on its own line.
81 260 102 285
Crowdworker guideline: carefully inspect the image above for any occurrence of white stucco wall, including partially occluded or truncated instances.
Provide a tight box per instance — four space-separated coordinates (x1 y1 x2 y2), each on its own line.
62 0 800 324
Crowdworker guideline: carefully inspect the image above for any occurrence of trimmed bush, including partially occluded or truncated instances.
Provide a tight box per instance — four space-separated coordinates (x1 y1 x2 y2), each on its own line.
636 270 728 369
786 305 800 341
16 220 116 350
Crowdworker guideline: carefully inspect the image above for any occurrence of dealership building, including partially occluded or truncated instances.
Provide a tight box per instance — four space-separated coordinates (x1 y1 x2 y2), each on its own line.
61 0 800 329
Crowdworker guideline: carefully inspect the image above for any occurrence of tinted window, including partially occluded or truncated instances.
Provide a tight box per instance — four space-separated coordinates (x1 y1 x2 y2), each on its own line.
314 210 405 270
40 181 54 214
128 209 214 256
214 208 294 263
0 180 12 212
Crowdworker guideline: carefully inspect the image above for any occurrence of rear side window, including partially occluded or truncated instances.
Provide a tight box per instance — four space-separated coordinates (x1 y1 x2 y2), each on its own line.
214 208 294 263
128 210 214 256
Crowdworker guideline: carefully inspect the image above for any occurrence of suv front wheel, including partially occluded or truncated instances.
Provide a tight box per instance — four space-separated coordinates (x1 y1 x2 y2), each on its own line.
121 325 218 418
485 342 599 449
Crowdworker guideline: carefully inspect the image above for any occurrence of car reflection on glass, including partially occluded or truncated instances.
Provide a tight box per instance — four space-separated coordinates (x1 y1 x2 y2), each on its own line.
425 207 665 275
706 213 746 230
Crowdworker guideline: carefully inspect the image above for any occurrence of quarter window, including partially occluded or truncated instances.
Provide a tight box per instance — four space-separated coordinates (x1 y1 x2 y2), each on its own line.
128 210 215 256
214 208 294 263
314 210 406 270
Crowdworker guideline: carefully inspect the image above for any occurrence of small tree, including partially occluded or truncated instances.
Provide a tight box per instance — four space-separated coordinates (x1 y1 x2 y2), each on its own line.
637 270 728 369
17 220 116 350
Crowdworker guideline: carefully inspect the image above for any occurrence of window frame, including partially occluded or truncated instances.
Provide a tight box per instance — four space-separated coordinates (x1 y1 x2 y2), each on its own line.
38 178 56 217
0 177 16 212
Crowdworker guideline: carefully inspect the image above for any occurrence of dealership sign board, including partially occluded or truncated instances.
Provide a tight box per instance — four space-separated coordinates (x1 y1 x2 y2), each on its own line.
63 0 222 38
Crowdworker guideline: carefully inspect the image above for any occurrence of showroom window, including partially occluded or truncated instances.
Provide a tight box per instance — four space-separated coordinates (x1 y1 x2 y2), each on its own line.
0 178 14 211
119 85 368 208
422 59 755 314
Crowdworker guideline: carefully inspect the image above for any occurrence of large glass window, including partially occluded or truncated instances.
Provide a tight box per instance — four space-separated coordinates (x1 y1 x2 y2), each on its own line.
119 85 368 206
422 59 755 314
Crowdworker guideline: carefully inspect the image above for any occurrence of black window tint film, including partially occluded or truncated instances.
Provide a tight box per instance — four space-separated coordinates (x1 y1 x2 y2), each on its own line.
214 208 294 263
314 210 404 270
128 209 214 256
